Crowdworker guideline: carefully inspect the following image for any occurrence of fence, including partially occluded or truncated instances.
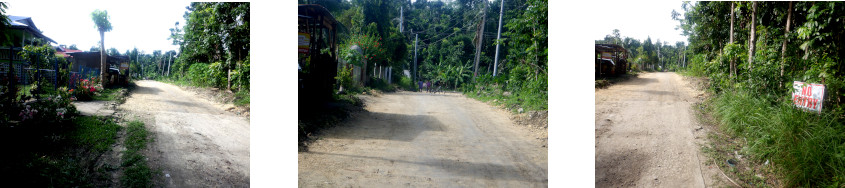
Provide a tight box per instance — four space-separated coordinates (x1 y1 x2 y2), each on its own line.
0 47 102 91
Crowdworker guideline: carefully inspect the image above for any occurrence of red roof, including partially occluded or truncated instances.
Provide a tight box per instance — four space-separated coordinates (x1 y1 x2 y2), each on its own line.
55 46 84 58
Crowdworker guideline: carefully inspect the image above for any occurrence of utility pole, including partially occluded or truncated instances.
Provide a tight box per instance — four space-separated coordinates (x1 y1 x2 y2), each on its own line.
493 0 504 77
414 34 418 83
167 53 172 77
473 2 487 79
399 6 403 33
657 43 661 71
683 45 687 68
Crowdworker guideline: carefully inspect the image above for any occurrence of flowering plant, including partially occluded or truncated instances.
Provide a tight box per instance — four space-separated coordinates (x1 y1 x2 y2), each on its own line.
73 77 102 101
17 87 78 124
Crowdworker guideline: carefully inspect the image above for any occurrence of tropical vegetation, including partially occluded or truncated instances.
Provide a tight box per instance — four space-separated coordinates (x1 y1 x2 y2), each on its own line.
671 2 845 186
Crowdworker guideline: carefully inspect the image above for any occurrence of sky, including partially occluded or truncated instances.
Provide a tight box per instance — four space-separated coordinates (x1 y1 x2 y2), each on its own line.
589 1 690 45
5 1 190 54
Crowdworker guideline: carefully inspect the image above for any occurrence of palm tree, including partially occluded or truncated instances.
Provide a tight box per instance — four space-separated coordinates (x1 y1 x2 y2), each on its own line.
91 9 112 87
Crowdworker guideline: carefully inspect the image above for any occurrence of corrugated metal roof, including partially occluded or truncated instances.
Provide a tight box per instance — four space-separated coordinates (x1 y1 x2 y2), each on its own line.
7 15 57 44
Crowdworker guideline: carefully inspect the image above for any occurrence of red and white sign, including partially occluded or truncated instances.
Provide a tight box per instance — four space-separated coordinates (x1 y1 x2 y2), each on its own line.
298 32 311 54
792 81 825 113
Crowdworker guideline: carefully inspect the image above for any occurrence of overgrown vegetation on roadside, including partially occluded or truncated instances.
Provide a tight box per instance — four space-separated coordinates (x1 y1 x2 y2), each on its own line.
706 90 845 187
464 74 546 112
0 116 119 187
668 1 845 187
120 120 153 187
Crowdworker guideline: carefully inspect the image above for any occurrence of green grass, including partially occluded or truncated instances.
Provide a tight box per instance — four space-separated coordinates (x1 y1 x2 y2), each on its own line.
120 120 153 188
92 87 121 101
0 115 121 187
159 77 251 107
72 116 122 152
709 90 845 187
464 83 547 113
234 89 250 106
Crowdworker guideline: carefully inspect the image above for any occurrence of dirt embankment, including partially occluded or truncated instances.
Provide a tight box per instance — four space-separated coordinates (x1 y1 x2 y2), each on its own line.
595 72 727 187
299 91 547 187
119 80 250 187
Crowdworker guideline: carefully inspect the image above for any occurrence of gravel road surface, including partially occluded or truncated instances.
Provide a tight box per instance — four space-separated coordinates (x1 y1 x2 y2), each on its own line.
120 80 249 187
299 91 547 187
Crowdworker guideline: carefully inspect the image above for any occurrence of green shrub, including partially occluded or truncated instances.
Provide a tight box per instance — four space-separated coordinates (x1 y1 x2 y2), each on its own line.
398 76 414 91
208 62 228 88
368 77 394 92
188 63 210 87
334 65 360 93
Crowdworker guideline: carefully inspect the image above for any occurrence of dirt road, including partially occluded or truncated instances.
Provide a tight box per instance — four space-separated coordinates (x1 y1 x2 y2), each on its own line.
119 80 249 187
299 92 548 187
595 72 720 187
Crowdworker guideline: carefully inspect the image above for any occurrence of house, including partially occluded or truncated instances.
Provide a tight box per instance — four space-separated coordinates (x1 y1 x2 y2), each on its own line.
64 51 130 85
0 15 57 83
55 45 83 58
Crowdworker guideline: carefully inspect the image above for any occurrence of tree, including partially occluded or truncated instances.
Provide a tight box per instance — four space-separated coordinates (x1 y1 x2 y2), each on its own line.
107 47 120 56
780 1 792 77
178 2 249 90
68 44 79 50
747 2 756 70
728 2 736 78
91 9 113 87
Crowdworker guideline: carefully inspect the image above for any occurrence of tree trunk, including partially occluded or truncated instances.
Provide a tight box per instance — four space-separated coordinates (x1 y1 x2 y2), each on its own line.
780 1 793 77
747 2 757 71
730 2 736 78
100 31 107 87
473 2 486 79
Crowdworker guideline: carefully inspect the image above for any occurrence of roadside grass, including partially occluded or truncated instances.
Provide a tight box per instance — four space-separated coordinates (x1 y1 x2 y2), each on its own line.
120 120 154 187
0 116 120 187
92 87 121 101
368 77 396 92
706 89 845 187
158 77 251 108
464 83 547 113
72 116 122 153
234 89 250 106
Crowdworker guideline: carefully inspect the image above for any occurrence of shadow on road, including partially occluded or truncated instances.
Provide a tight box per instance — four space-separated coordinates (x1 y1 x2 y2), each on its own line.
596 148 651 187
132 85 162 95
617 77 657 86
324 112 446 142
306 151 546 183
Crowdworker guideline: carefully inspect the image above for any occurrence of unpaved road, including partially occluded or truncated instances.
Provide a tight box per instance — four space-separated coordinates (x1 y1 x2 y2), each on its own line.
119 80 249 187
595 72 722 187
299 92 548 187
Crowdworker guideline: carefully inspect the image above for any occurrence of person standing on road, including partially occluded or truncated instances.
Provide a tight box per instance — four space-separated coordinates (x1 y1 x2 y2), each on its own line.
418 81 423 92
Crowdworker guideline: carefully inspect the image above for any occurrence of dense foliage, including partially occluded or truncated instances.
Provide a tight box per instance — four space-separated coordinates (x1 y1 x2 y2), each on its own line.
675 1 845 186
307 0 548 111
170 2 250 92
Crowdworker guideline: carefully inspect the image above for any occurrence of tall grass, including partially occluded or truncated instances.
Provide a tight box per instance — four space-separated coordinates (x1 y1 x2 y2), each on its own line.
712 90 845 187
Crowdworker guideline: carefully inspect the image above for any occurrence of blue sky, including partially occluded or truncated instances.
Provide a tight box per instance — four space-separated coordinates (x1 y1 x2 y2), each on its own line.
5 1 189 54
